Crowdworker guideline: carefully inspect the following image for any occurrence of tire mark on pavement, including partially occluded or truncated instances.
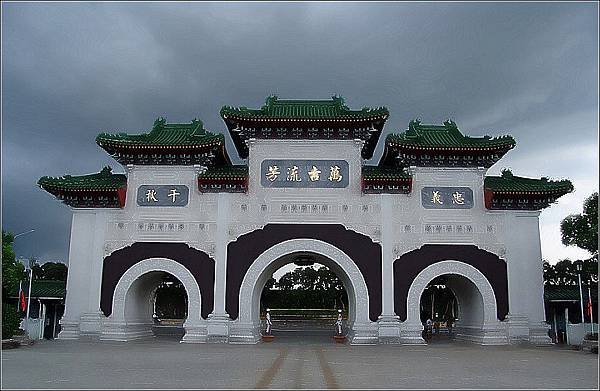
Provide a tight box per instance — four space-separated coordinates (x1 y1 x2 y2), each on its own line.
315 348 339 389
292 347 305 389
255 347 289 389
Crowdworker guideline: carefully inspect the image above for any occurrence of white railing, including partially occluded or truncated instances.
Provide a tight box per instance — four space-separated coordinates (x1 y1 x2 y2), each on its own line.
566 322 598 345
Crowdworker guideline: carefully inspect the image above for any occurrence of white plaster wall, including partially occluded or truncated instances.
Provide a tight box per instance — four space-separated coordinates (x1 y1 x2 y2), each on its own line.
61 139 549 343
499 210 548 327
447 276 484 328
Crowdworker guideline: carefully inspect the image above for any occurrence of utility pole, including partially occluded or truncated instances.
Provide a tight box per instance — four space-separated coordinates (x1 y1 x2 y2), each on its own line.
25 263 33 338
575 260 585 329
588 282 594 335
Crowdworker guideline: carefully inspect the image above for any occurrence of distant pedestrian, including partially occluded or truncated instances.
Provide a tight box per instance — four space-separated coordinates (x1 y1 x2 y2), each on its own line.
265 309 273 335
425 318 433 340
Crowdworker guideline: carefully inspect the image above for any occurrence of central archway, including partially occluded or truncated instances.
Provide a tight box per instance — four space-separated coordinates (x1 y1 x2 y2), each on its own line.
230 239 376 344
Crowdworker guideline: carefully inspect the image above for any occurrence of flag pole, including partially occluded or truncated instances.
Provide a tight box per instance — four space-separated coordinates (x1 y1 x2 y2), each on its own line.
25 267 33 338
588 284 594 335
17 281 22 312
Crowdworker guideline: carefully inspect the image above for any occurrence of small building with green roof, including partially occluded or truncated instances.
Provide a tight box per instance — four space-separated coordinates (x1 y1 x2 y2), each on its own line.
38 95 573 346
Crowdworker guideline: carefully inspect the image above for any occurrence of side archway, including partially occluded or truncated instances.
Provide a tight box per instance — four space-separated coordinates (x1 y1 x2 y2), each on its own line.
100 242 215 319
111 258 202 323
405 260 498 325
394 244 508 321
101 258 207 342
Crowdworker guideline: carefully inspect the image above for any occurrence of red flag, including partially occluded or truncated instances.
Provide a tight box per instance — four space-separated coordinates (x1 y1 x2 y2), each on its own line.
18 281 27 312
587 296 593 318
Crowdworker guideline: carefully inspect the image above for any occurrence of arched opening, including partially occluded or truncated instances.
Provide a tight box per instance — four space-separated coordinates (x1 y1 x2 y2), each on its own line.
230 239 377 345
151 273 188 338
404 260 507 345
259 254 349 341
101 258 207 343
419 274 481 343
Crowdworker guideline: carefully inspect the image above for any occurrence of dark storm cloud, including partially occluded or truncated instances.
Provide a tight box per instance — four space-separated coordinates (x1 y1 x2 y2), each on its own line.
2 2 598 263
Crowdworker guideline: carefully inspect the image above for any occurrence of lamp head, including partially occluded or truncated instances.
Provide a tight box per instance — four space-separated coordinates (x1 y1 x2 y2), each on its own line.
574 259 584 272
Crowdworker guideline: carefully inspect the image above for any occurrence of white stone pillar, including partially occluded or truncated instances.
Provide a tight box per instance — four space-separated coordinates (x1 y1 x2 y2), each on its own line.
59 211 96 339
503 211 551 344
207 192 231 342
377 194 401 343
79 211 108 337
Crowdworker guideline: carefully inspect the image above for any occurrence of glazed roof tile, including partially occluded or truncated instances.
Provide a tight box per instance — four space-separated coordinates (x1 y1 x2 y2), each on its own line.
38 166 126 192
485 169 574 194
96 118 224 148
545 285 597 302
12 280 66 299
198 165 248 180
387 119 516 150
221 96 389 120
362 166 411 181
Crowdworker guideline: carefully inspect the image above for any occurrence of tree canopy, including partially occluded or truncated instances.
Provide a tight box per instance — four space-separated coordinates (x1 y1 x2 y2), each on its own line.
261 264 347 310
2 230 26 299
32 261 68 281
543 258 597 286
561 192 598 257
544 193 599 286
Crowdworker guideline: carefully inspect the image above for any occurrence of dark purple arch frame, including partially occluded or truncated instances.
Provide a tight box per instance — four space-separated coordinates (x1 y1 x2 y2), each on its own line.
226 224 382 321
393 244 509 321
100 242 215 319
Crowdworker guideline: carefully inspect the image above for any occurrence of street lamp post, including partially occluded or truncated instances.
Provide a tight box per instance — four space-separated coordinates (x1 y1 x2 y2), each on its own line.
13 229 35 239
25 263 34 338
13 229 36 339
587 280 594 335
574 260 585 329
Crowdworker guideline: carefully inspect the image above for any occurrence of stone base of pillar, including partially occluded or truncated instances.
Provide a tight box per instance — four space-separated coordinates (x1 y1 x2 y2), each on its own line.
206 313 231 343
400 321 426 345
57 319 80 340
180 321 208 343
529 322 553 345
229 322 261 344
377 315 401 344
100 319 154 341
79 311 105 337
454 322 508 345
505 314 530 343
347 322 378 345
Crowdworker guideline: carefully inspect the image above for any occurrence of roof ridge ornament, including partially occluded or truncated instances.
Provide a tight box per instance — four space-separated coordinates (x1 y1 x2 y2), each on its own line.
100 166 113 176
443 119 457 129
408 118 421 133
153 117 166 130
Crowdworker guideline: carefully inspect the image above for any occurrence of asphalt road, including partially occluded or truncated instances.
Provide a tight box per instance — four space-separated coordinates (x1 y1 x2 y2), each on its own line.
1 336 598 389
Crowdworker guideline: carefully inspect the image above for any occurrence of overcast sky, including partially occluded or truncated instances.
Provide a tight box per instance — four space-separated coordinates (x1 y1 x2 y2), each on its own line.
2 2 598 268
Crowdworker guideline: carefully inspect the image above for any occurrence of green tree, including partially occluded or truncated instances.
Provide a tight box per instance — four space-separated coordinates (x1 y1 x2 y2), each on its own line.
2 230 26 300
561 192 598 256
543 258 598 286
32 261 68 281
267 265 348 309
2 303 22 339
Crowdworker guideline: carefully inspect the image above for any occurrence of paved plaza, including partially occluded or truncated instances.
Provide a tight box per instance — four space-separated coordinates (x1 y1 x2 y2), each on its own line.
1 335 598 389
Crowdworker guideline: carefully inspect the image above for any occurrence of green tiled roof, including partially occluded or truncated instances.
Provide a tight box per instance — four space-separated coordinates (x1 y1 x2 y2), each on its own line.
198 165 248 180
221 96 389 120
13 280 66 299
96 118 224 148
38 166 126 192
485 169 574 194
545 285 597 302
387 119 516 150
362 166 411 181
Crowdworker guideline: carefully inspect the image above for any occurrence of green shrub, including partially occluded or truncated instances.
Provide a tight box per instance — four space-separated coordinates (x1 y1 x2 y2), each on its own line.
2 304 23 339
